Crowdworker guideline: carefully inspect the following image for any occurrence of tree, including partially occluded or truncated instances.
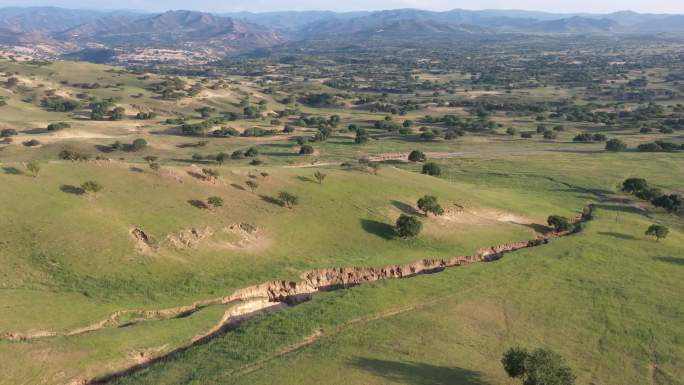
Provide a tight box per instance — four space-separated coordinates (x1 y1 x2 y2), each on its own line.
422 162 441 176
26 161 40 177
547 215 571 232
245 147 259 157
395 214 422 238
81 180 103 197
299 144 314 155
131 138 147 152
417 195 444 216
313 171 327 184
367 162 380 175
355 128 370 144
202 168 219 181
501 347 575 385
525 349 575 385
207 196 223 209
605 139 627 152
651 194 682 213
645 224 669 241
246 180 259 193
621 178 648 194
408 150 427 162
502 347 528 379
278 191 299 209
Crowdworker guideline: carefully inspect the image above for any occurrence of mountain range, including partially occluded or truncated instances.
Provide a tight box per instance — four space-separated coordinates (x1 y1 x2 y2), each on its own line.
0 7 683 60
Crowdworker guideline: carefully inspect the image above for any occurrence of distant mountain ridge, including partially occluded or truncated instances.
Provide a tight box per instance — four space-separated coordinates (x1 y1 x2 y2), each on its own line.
0 6 683 60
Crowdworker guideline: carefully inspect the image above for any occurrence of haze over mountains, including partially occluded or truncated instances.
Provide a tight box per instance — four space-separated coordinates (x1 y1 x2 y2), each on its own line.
0 6 683 61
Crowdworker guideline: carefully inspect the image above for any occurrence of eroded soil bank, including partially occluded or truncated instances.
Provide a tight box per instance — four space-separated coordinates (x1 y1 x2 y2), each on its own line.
77 206 593 385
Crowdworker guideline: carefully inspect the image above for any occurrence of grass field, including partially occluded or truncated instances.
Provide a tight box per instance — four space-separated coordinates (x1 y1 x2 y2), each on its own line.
0 57 683 385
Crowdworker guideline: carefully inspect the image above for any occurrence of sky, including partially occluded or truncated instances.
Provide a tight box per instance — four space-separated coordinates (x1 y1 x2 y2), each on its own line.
2 0 684 14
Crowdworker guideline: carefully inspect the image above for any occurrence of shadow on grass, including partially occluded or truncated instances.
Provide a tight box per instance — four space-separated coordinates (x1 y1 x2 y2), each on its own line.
296 175 316 183
598 231 638 240
231 183 246 191
391 200 422 216
347 357 489 385
2 166 22 175
521 223 551 234
361 219 395 240
187 200 208 209
654 256 684 266
593 203 648 216
260 195 284 207
60 184 85 195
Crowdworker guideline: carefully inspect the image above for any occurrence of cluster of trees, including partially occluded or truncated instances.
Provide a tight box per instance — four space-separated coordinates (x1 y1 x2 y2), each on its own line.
41 97 81 112
572 133 607 143
111 139 147 152
622 178 682 213
636 140 683 152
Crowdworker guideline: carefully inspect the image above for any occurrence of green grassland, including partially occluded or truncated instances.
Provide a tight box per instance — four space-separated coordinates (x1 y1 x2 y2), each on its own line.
0 56 682 385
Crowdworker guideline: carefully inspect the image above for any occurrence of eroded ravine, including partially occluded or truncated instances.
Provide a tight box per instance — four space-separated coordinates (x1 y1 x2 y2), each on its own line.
11 206 594 385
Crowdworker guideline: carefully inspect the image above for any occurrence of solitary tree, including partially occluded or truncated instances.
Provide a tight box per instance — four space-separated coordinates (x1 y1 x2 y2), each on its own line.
81 180 103 197
645 224 669 241
207 196 224 209
408 150 427 162
395 214 422 238
313 171 327 184
421 162 441 176
202 168 219 181
278 191 299 209
502 347 575 385
246 180 259 193
26 161 40 177
417 195 444 216
547 215 571 232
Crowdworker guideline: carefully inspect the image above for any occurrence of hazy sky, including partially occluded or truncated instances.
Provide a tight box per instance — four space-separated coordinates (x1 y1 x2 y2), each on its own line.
2 0 684 14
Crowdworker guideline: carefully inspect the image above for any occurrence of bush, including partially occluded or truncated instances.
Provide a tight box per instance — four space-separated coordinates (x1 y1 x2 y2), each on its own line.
547 215 571 232
408 150 427 162
645 224 669 241
395 214 422 238
417 195 444 216
130 138 147 152
1 128 17 137
47 122 71 131
421 162 441 176
502 347 575 385
299 144 314 155
605 139 627 152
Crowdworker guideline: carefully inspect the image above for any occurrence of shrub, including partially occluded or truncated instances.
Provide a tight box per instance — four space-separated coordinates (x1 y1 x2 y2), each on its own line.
645 224 669 241
408 150 427 162
47 122 71 131
299 144 314 155
395 214 422 238
417 195 444 216
605 138 627 152
421 162 441 176
547 215 571 232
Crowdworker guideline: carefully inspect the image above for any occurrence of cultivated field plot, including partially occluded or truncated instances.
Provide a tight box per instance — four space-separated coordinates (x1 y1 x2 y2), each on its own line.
0 34 683 385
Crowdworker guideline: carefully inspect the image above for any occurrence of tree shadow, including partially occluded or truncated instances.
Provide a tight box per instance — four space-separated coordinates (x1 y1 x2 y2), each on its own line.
360 219 395 240
296 175 316 183
94 144 115 153
654 256 684 266
390 200 422 216
347 357 489 385
60 184 85 195
520 223 551 234
593 203 648 216
260 195 284 207
129 167 144 173
598 231 638 240
231 183 246 191
187 200 208 209
2 166 22 175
